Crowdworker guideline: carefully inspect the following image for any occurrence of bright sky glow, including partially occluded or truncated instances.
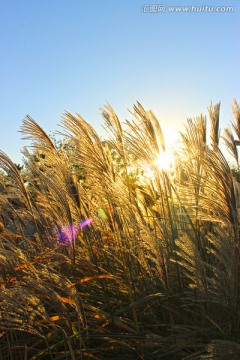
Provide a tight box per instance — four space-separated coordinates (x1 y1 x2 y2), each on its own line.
154 150 174 171
0 0 239 163
163 128 180 149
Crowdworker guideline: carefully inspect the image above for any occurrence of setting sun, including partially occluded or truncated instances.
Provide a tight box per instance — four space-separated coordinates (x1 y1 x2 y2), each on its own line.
154 150 174 171
153 127 177 171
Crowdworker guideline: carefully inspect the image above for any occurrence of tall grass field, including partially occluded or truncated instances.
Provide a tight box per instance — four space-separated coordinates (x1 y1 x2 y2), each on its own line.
0 100 240 359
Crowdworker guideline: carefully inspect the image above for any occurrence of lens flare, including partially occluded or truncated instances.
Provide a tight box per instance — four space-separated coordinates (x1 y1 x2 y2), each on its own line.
78 218 92 230
59 224 77 244
98 208 107 220
59 218 92 243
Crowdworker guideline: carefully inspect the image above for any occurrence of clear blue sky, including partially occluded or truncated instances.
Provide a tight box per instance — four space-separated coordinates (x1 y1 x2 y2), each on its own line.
0 0 239 163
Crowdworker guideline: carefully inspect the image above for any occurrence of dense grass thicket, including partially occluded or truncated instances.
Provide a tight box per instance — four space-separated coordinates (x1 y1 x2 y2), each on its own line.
0 100 240 359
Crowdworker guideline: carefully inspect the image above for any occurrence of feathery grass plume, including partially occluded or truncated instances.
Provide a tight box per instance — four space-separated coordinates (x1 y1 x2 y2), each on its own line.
174 105 240 343
201 147 238 227
60 111 116 184
0 151 32 210
0 151 43 242
208 101 221 149
125 102 165 167
20 115 56 151
206 228 239 309
174 233 209 299
134 102 165 152
176 110 238 296
178 109 239 228
178 118 208 236
222 127 238 163
195 114 207 145
231 99 240 141
123 103 186 294
101 102 125 153
179 115 207 154
21 116 83 211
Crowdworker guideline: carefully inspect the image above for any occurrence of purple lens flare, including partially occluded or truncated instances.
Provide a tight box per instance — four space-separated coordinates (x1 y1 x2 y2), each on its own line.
58 218 93 243
78 218 93 230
